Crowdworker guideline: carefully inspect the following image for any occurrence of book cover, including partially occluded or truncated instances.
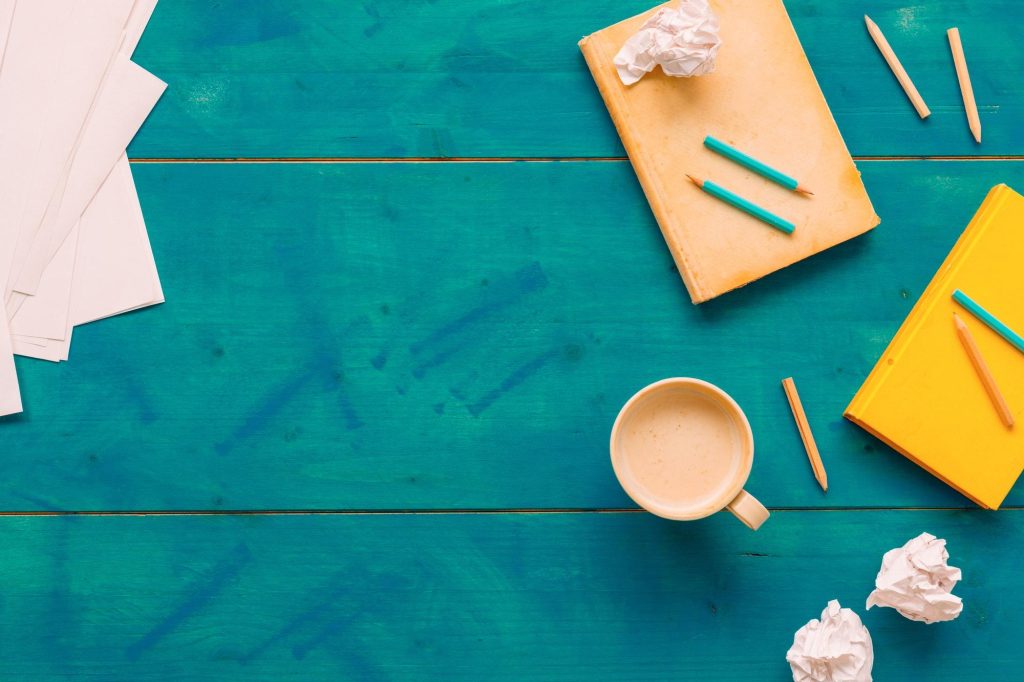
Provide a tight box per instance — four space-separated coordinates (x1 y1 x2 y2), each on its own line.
579 0 879 303
846 185 1024 509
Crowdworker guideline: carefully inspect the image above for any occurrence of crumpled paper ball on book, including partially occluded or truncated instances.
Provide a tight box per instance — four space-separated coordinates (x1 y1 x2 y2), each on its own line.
613 0 722 85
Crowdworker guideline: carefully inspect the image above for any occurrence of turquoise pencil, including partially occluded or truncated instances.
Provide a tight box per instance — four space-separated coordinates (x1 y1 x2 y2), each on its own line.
704 135 813 195
953 289 1024 355
686 175 795 234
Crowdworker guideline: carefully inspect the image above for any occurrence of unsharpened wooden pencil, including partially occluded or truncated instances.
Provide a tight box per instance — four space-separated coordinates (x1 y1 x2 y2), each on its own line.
954 313 1014 428
947 28 981 143
865 15 931 119
781 377 828 492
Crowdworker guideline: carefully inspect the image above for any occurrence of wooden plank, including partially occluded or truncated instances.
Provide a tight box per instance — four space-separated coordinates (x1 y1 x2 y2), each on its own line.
0 510 1010 679
129 0 1024 159
3 160 1022 511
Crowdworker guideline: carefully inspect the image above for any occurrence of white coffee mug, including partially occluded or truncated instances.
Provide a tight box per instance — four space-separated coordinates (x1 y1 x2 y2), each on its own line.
610 378 769 530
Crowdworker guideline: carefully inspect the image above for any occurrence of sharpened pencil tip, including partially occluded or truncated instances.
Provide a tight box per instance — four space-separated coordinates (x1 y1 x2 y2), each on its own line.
685 174 701 187
796 184 814 196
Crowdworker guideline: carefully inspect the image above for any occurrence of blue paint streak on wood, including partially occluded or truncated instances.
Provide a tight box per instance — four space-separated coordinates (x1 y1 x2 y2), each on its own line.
0 512 1015 679
408 271 549 379
239 573 350 664
467 348 561 416
125 543 251 660
290 613 362 661
214 368 319 456
408 262 548 357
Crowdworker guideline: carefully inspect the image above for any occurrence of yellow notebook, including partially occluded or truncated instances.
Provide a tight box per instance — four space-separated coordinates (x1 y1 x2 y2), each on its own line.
578 0 879 303
846 185 1024 509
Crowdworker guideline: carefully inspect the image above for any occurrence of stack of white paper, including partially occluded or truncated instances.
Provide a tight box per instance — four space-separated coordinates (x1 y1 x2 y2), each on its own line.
0 0 166 416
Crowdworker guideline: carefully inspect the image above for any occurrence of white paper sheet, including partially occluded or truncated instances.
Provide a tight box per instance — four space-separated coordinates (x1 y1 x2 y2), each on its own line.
9 225 79 341
0 0 18 410
122 0 158 56
0 0 17 62
71 156 163 325
0 0 163 413
8 56 165 339
11 156 163 362
0 0 70 415
5 0 134 299
0 1 72 289
8 55 165 307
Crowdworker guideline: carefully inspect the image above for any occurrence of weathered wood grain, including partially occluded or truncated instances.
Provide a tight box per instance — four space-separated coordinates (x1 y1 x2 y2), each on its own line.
2 160 1020 511
128 0 1024 159
0 511 1004 680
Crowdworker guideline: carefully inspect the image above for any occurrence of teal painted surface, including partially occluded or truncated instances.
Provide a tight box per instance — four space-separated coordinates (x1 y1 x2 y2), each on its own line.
128 0 1024 158
5 2 1024 679
3 160 1023 511
0 511 1008 679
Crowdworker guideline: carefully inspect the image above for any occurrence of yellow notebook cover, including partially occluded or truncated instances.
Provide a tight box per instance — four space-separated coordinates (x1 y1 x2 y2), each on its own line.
578 0 879 304
846 185 1024 509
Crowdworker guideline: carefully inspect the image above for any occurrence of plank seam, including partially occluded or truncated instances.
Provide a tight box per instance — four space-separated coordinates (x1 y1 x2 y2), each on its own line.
126 156 1024 164
0 507 1016 517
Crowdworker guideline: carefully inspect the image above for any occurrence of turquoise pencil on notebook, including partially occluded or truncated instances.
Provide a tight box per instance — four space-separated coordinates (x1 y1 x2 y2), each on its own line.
704 135 813 195
686 175 795 234
953 289 1024 355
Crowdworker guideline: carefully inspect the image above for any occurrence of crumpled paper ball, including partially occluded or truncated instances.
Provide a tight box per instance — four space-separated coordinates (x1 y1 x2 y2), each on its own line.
866 532 962 624
613 0 722 86
786 600 874 682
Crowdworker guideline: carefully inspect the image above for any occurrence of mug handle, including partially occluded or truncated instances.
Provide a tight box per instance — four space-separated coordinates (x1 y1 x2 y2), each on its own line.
726 490 769 530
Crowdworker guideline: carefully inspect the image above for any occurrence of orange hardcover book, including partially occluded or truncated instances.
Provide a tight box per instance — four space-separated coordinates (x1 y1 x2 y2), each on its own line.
579 0 879 303
846 185 1024 509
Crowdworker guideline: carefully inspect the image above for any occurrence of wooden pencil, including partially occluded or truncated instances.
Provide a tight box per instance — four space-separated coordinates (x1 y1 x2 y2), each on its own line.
954 313 1014 428
953 289 1024 355
947 28 981 143
865 15 931 119
781 377 828 492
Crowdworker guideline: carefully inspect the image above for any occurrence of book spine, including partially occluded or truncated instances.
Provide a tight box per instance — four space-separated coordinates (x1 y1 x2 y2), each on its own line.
578 35 705 302
844 184 1010 419
843 411 996 508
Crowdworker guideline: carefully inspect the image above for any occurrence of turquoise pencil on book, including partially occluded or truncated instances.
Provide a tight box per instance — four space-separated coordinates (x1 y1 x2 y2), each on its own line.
953 289 1024 355
704 135 813 195
686 175 795 234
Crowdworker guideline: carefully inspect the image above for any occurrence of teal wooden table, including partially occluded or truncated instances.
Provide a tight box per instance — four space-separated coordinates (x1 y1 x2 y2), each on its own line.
2 1 1022 678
